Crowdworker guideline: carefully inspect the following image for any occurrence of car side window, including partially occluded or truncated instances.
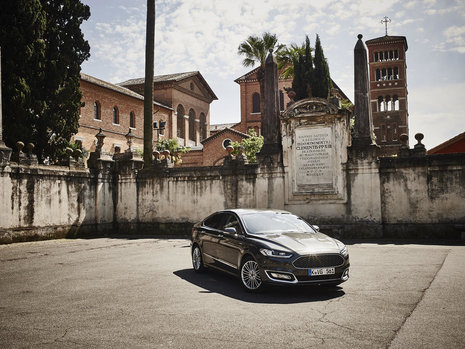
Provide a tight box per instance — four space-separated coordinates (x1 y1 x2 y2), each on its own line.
203 213 224 230
222 214 243 234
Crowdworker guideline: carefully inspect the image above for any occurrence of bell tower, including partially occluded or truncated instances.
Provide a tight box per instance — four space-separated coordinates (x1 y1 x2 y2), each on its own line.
365 17 408 156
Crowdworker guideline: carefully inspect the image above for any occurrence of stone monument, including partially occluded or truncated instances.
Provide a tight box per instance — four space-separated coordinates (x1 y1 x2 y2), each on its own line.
257 49 282 166
281 97 350 203
350 34 378 159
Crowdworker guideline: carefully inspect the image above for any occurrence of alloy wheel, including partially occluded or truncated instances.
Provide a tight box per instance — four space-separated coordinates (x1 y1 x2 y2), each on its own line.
192 246 203 272
241 259 262 291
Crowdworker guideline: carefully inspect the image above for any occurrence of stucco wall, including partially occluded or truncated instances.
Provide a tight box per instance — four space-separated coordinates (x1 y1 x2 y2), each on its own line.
0 164 107 243
380 154 465 238
1 151 464 244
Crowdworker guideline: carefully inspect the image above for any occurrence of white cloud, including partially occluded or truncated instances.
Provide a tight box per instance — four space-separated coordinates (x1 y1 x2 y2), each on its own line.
441 25 465 53
408 82 465 148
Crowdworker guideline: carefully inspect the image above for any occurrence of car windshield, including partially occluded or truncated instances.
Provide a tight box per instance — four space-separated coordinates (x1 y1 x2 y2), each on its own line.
241 212 315 235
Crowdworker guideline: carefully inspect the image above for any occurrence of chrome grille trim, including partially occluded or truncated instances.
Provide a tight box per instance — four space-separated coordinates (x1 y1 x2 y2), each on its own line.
292 253 345 269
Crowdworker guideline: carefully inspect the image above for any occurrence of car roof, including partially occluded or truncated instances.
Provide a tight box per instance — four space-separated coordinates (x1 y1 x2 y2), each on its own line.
220 208 292 215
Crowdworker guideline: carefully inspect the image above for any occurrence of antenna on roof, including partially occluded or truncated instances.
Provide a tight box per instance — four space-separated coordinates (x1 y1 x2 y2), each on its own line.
381 16 391 36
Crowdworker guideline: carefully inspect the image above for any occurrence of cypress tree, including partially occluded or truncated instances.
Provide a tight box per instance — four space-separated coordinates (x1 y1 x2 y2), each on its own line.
303 35 313 97
312 34 331 99
292 55 306 101
292 35 314 102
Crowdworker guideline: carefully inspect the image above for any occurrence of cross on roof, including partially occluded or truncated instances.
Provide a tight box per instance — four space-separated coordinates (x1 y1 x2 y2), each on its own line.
381 16 391 36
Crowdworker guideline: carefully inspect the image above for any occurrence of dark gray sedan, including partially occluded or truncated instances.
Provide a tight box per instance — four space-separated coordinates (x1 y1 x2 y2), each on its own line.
191 209 350 292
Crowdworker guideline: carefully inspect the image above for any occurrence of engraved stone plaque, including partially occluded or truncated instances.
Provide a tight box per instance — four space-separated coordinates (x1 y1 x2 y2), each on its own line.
294 127 334 192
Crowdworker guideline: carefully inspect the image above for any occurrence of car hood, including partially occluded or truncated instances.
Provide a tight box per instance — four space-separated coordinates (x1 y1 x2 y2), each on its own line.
252 232 341 254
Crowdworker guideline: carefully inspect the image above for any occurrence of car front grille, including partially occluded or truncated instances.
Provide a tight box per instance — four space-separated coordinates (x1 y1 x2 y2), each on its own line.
295 273 342 282
293 254 344 269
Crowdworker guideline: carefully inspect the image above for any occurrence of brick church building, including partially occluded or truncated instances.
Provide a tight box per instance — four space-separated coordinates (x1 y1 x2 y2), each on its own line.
365 35 409 156
75 71 217 156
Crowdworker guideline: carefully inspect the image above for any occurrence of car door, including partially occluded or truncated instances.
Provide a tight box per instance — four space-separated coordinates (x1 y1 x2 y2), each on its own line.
199 213 225 263
216 213 246 271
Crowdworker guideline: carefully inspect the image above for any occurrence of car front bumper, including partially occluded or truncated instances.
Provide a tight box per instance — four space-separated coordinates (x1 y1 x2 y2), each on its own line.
258 254 350 286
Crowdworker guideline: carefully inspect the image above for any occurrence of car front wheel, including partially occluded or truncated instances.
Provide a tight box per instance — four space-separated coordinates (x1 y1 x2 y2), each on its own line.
240 257 263 292
192 245 205 273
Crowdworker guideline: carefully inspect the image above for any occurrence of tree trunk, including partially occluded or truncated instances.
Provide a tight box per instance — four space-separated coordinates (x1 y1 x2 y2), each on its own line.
257 67 265 124
143 0 155 167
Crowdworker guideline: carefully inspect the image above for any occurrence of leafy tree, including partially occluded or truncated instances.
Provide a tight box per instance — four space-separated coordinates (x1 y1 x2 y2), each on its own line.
311 34 331 99
156 138 190 165
231 129 264 163
237 33 284 115
0 0 46 154
0 0 90 163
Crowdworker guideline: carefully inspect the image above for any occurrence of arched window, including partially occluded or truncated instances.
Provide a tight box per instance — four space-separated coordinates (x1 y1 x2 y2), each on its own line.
388 68 393 80
252 93 260 113
381 68 387 81
94 101 101 120
130 112 136 128
376 69 381 81
385 95 392 111
113 107 119 125
176 104 185 139
199 112 207 141
393 95 399 111
188 109 196 141
394 50 399 59
394 67 399 80
374 52 379 62
378 96 385 112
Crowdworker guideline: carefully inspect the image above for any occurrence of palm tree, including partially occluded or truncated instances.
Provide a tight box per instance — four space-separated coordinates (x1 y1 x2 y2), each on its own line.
276 43 305 79
237 32 284 116
143 0 155 167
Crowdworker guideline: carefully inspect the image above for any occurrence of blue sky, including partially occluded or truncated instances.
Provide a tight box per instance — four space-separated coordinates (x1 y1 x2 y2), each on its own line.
80 0 465 149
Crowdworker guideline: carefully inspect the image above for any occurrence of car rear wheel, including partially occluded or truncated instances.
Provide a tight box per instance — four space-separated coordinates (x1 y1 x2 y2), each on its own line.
192 245 205 273
240 257 263 292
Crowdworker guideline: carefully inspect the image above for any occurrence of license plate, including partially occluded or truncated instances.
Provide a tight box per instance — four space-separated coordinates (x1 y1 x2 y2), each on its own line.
309 267 335 276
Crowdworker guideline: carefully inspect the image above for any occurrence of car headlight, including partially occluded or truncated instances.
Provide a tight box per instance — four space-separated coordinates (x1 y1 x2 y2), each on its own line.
335 239 348 257
260 248 293 258
340 245 348 258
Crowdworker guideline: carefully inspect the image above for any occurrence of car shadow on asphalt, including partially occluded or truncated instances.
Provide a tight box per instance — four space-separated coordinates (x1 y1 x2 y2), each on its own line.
173 268 345 304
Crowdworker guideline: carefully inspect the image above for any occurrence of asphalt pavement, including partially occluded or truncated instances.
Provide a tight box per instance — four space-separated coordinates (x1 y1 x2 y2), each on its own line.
0 238 464 348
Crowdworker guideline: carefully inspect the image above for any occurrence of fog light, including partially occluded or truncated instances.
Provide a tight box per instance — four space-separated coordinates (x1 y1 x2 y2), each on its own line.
270 272 293 280
342 268 350 281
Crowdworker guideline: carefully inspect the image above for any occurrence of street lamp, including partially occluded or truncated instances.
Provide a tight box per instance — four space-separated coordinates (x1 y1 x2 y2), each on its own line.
153 120 166 144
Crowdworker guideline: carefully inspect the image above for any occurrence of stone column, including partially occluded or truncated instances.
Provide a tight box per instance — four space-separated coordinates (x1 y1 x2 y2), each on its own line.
346 35 382 237
258 49 282 165
352 34 375 147
0 47 13 166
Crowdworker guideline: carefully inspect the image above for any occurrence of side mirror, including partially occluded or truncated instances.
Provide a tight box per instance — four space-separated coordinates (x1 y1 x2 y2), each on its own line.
224 227 237 234
312 225 320 232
